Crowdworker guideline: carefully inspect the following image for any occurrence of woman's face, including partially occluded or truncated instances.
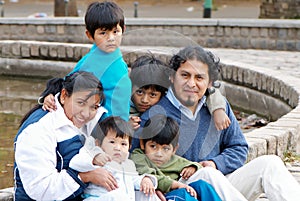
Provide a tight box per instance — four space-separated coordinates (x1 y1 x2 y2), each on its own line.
61 89 101 128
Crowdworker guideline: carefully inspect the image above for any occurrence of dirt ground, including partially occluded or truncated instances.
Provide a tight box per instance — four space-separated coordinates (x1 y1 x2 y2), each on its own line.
2 0 260 18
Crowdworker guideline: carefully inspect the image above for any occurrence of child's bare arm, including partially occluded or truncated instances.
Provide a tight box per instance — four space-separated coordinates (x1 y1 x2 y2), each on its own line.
206 87 231 130
213 109 231 130
180 166 197 180
171 181 197 198
140 176 156 197
42 94 57 112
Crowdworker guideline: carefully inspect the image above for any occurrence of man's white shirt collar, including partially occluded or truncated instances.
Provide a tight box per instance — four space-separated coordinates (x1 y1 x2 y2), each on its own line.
166 87 206 120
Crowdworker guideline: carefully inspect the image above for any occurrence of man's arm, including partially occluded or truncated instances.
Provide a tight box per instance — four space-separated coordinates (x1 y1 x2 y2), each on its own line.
208 101 248 175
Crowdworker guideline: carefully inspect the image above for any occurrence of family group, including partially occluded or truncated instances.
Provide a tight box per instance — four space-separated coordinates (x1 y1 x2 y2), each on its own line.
13 1 300 201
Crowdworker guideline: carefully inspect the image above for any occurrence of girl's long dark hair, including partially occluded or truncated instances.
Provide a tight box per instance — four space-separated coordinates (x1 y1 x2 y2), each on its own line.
19 77 64 127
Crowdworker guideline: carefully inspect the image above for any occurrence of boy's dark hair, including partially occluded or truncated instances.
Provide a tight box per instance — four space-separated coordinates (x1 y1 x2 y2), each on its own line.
92 116 133 146
130 54 171 96
85 1 125 38
140 115 179 148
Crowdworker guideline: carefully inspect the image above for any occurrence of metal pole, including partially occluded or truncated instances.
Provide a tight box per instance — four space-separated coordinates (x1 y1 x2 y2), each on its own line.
64 0 69 17
134 1 138 18
0 1 4 17
203 0 212 18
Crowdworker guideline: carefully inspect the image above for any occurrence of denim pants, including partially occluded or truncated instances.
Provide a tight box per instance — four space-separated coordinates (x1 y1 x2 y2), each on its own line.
165 179 221 201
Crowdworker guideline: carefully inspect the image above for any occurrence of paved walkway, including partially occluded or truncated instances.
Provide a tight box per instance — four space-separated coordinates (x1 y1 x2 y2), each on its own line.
3 0 259 18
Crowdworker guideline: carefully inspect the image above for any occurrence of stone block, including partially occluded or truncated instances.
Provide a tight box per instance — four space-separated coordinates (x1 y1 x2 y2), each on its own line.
286 40 296 51
262 126 291 158
65 46 74 59
276 40 285 50
74 46 82 59
246 128 278 155
1 43 12 57
250 28 260 37
11 43 21 56
20 44 30 58
207 26 215 36
231 65 239 82
245 137 267 162
278 28 287 39
57 25 65 34
45 25 56 34
40 45 49 57
215 27 224 36
49 46 58 58
198 26 208 36
260 28 268 37
30 44 40 57
232 27 240 36
224 27 231 36
36 25 45 34
182 26 191 35
57 45 66 59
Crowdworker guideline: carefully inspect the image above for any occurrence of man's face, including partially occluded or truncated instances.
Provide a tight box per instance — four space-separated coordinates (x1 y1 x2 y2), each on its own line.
86 23 123 53
170 59 211 112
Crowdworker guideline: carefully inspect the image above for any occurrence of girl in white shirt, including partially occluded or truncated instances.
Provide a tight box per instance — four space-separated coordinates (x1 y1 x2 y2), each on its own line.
14 71 117 201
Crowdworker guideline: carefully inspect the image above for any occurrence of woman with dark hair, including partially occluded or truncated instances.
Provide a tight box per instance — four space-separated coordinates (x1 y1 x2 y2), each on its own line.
14 71 118 201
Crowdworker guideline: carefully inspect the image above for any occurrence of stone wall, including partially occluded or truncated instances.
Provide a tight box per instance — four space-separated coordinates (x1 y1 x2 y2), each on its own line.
0 18 299 51
260 0 300 19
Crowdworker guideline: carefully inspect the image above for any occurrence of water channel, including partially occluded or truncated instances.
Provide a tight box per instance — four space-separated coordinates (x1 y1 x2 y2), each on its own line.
0 75 47 189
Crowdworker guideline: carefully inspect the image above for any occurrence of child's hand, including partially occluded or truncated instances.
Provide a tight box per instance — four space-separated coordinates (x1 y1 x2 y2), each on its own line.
155 190 166 201
140 176 156 196
42 94 57 112
180 166 196 180
213 108 231 130
129 115 141 130
199 160 216 169
93 153 112 166
173 182 197 198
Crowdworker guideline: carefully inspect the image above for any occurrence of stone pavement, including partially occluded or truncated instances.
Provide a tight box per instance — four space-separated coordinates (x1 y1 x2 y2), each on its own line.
2 0 259 18
210 48 300 79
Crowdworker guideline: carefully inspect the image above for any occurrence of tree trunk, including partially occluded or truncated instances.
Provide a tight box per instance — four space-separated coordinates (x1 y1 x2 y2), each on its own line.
54 0 78 17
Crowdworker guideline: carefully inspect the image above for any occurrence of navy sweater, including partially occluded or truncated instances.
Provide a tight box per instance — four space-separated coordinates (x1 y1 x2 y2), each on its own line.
134 96 248 175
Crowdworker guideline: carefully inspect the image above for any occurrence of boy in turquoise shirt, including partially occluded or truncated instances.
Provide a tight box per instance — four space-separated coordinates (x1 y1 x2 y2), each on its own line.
42 1 131 121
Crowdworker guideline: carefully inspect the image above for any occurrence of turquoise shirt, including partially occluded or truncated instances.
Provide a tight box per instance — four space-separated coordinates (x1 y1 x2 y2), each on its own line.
70 44 131 121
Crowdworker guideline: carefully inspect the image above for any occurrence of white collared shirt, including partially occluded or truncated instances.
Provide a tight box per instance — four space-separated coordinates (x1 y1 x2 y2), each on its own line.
15 93 107 200
166 87 206 121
